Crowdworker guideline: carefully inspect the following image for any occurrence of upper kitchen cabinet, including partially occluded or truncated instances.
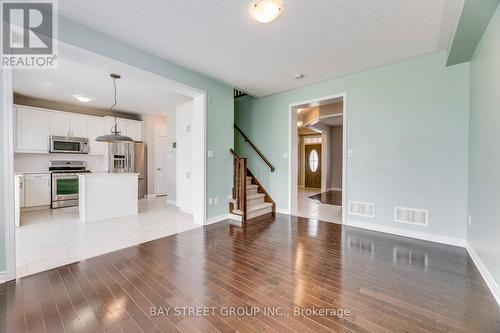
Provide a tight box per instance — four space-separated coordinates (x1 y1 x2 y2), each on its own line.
87 116 106 155
70 114 89 138
15 106 50 153
50 112 71 137
50 111 88 138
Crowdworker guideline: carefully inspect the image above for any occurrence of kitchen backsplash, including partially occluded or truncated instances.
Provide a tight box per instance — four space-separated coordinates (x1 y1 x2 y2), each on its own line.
14 153 108 173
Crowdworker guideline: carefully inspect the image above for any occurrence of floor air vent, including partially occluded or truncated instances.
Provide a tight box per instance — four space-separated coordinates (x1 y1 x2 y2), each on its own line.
349 201 375 218
394 207 428 226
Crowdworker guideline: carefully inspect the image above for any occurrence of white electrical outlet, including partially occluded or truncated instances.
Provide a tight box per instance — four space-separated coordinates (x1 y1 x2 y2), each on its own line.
208 198 213 205
468 214 472 227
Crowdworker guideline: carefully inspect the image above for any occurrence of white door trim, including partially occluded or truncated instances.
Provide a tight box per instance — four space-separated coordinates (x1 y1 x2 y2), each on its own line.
2 68 16 281
288 92 347 223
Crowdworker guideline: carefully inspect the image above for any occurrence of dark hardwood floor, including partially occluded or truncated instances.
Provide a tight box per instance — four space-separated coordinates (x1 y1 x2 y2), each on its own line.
1 214 499 333
309 190 342 206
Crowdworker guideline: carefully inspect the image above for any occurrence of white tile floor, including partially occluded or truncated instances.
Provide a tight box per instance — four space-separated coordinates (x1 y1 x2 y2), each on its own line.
16 197 200 278
295 187 342 223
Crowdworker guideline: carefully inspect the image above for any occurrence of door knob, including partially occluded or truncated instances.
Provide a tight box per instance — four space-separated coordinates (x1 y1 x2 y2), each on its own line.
157 168 162 171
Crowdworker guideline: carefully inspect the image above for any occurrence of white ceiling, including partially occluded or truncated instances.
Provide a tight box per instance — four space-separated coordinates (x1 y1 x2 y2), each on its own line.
13 44 192 115
58 0 463 97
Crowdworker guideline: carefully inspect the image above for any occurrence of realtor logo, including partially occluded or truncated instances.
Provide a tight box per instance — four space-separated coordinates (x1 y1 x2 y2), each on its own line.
1 0 58 68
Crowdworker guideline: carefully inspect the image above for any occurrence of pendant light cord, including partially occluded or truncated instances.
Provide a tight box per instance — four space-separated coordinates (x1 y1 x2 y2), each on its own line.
111 75 119 132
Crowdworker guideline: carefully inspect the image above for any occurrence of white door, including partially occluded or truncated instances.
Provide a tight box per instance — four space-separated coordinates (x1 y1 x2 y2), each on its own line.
70 114 88 137
176 102 193 213
155 136 168 196
87 116 106 155
127 120 143 141
50 112 71 136
16 107 50 152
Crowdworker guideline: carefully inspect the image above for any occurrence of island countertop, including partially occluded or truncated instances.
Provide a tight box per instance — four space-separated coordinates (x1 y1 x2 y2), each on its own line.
78 172 140 177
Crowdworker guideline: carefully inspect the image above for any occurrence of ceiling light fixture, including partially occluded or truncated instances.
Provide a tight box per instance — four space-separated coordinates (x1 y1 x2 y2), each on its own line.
294 73 305 80
249 0 283 23
73 95 92 103
95 74 134 143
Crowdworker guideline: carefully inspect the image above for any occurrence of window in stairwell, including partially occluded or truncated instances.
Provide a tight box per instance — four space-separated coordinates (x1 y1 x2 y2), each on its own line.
309 149 319 172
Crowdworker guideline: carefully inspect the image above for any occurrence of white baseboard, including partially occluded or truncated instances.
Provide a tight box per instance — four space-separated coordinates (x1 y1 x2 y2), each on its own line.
206 213 242 225
276 208 290 215
345 219 466 248
0 271 6 284
466 243 500 307
146 194 157 199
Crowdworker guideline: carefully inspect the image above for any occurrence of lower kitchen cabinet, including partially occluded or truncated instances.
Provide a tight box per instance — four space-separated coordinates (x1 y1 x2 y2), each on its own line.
24 174 51 207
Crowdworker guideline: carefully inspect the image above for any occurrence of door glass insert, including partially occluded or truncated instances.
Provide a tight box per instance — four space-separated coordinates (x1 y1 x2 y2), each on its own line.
56 178 78 195
309 149 319 172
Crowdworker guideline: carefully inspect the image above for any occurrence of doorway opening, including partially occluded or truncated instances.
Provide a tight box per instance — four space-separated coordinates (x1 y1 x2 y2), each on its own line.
289 94 346 223
2 42 207 280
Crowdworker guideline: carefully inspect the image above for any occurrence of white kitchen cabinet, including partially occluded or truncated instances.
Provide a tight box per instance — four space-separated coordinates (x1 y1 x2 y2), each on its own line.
176 102 193 213
24 174 51 207
87 116 106 155
70 114 88 137
50 112 71 136
50 112 88 137
15 106 50 153
127 120 143 142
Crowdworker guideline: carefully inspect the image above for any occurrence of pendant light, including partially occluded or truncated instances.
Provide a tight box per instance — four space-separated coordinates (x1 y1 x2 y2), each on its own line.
95 73 134 143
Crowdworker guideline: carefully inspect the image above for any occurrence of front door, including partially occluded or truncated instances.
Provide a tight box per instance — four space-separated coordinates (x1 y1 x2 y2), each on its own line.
305 144 321 188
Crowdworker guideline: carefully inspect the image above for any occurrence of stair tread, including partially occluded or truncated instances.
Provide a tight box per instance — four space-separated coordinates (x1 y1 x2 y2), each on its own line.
247 202 273 212
247 193 265 200
246 176 252 180
246 184 258 189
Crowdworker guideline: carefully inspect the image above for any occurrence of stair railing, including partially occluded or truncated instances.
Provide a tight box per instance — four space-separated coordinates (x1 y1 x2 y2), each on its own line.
230 149 247 221
234 124 275 172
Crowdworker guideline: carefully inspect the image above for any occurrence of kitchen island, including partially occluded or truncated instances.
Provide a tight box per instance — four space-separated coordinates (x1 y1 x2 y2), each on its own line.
79 173 139 222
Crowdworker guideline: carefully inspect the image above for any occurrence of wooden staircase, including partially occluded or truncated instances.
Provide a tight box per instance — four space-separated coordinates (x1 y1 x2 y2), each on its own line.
229 149 275 223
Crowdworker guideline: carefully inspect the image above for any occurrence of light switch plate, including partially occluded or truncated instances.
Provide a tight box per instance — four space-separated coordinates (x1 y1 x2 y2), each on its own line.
207 150 214 158
347 149 354 158
282 152 288 159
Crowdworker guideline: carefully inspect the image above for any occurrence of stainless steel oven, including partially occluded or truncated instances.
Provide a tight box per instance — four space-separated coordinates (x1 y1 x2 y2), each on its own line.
49 161 90 208
49 136 90 154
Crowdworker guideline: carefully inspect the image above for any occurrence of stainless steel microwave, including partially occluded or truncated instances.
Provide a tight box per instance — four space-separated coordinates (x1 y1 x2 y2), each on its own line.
49 136 90 154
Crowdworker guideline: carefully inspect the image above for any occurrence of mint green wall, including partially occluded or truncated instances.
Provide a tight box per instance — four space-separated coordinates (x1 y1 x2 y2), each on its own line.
447 0 500 66
236 52 469 239
57 16 234 219
468 4 500 291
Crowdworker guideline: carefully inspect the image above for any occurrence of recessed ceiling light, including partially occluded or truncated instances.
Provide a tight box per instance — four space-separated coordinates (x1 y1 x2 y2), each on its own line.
73 95 92 103
249 0 283 23
294 73 305 80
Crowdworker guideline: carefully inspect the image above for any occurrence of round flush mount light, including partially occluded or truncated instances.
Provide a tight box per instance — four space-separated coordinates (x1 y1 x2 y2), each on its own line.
73 94 92 103
249 0 283 23
293 73 305 80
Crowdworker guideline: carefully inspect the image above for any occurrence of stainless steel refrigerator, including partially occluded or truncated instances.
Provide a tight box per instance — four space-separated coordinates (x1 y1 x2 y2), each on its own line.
109 142 146 199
